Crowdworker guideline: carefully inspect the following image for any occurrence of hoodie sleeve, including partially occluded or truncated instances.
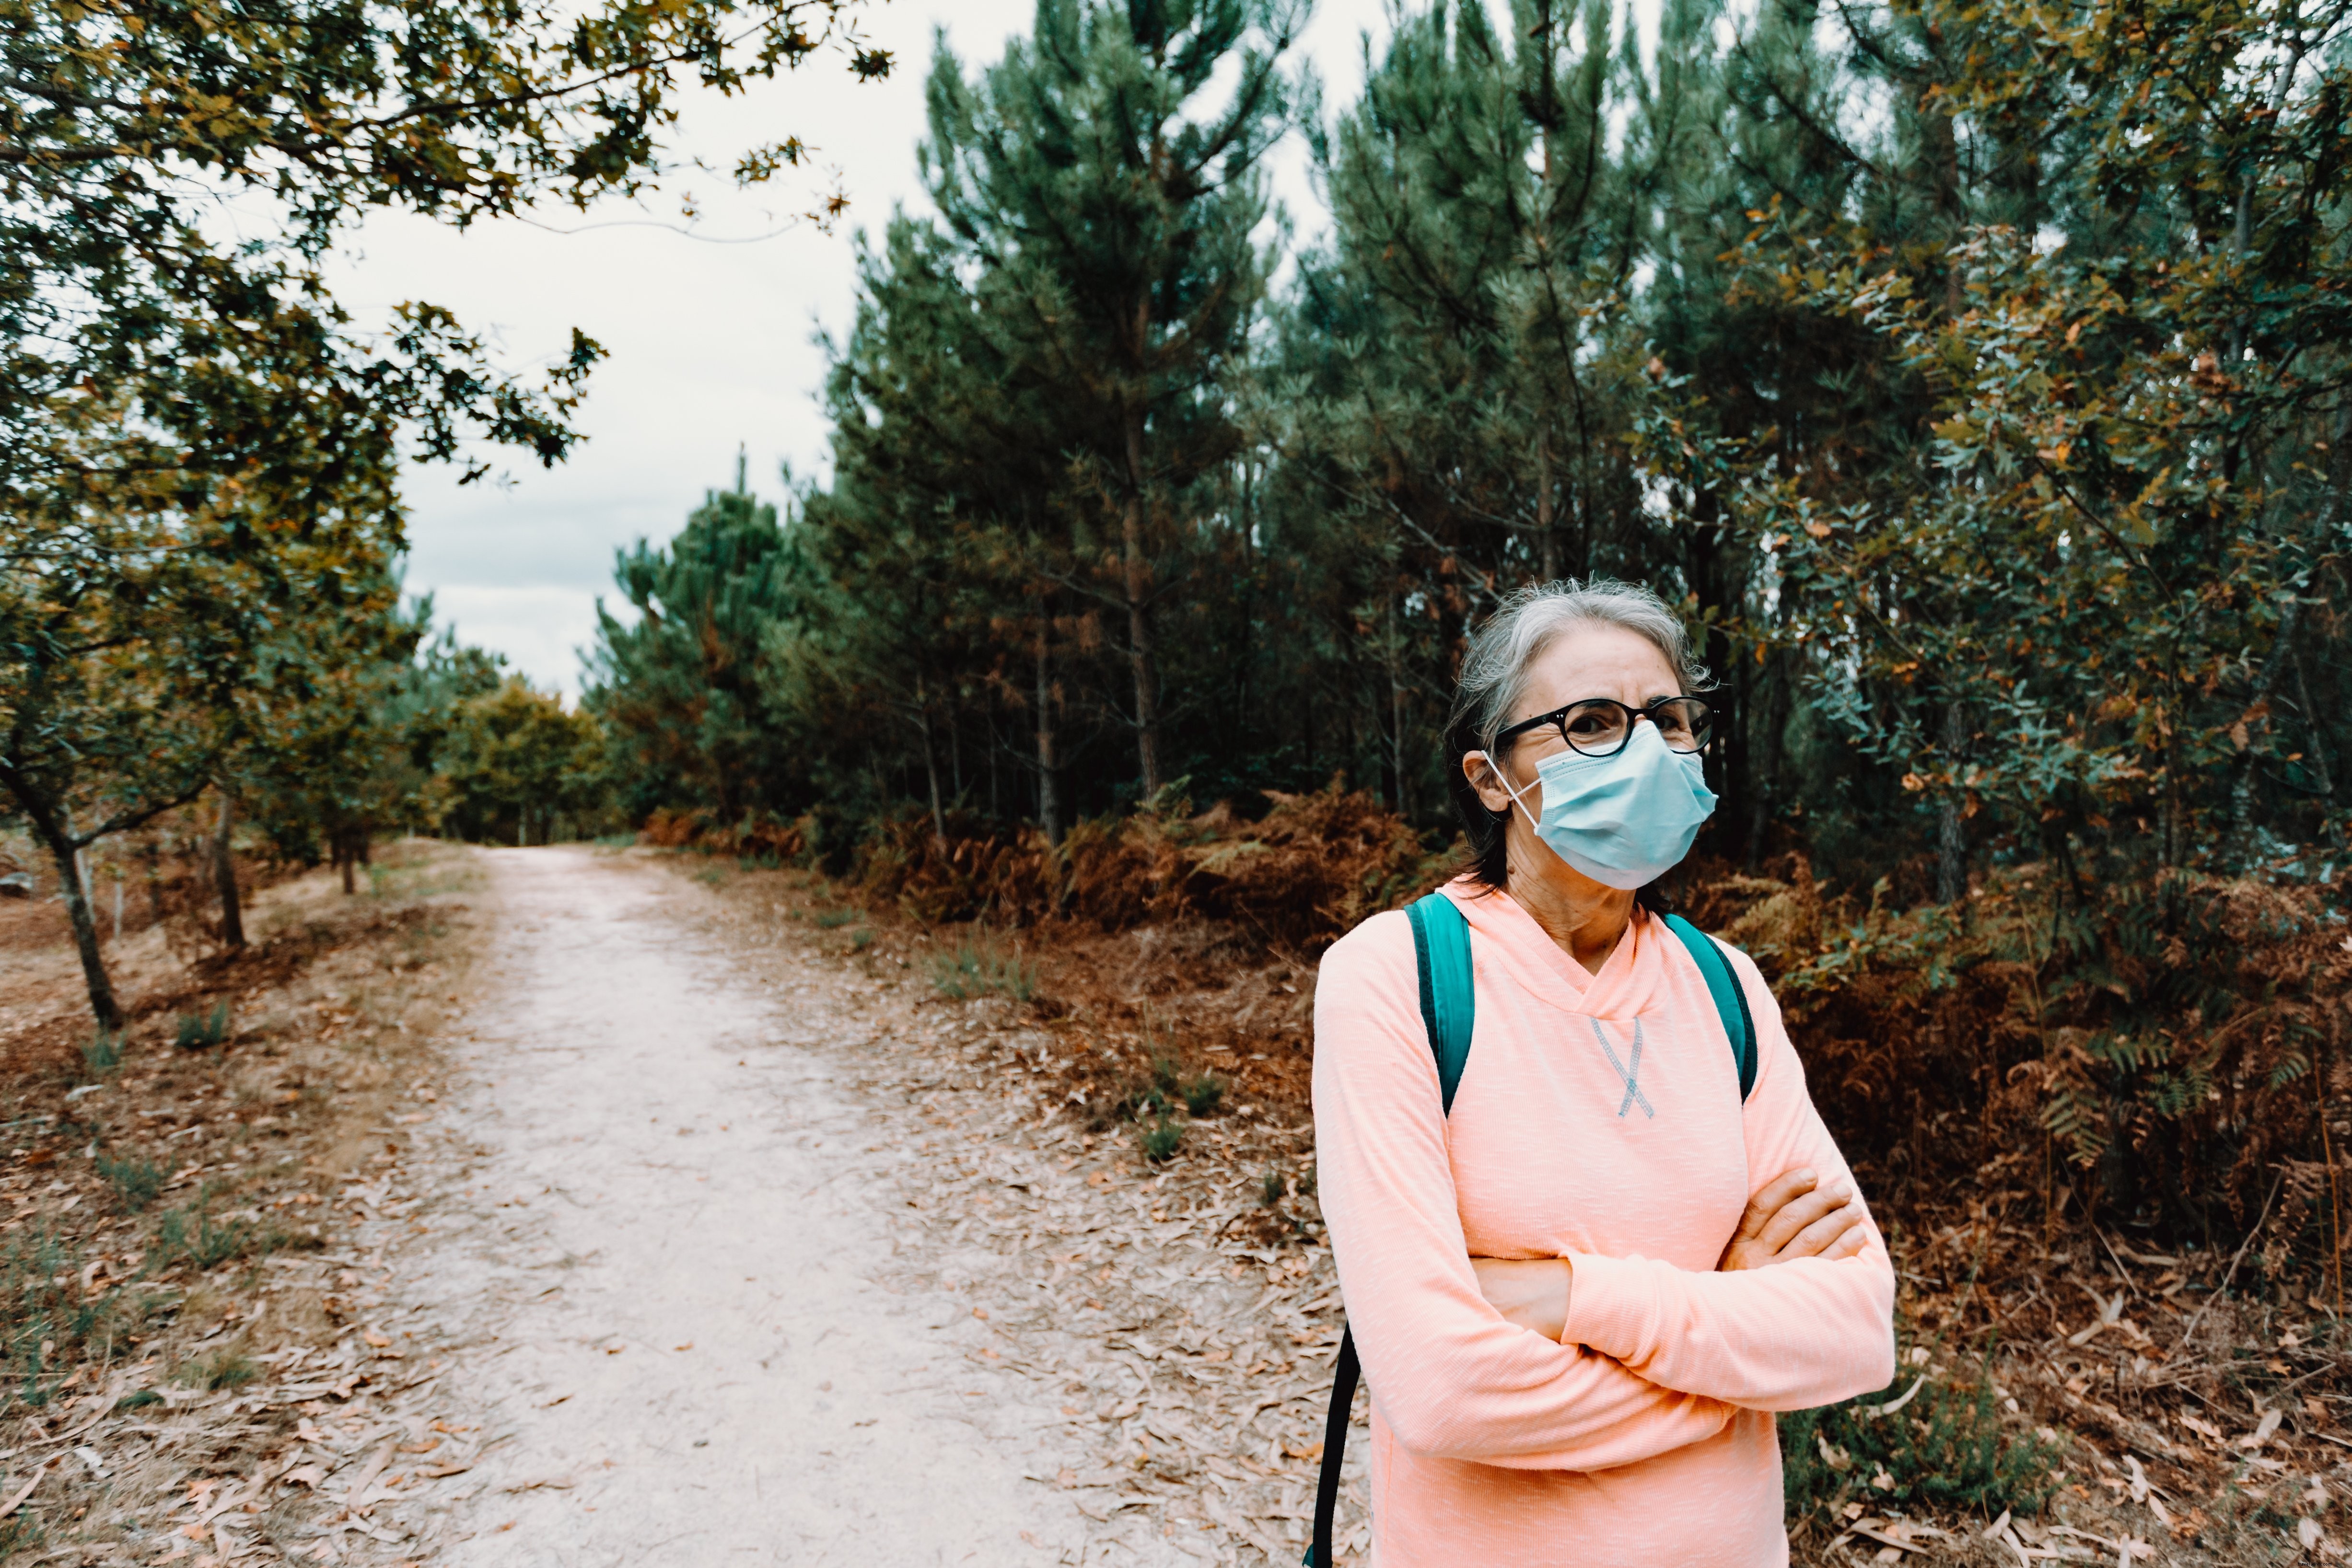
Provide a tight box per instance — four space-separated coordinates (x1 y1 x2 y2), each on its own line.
1558 945 1898 1411
1313 911 1736 1470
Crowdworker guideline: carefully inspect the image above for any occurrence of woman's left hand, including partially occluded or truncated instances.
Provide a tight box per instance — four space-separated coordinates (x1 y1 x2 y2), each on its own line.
1470 1257 1572 1340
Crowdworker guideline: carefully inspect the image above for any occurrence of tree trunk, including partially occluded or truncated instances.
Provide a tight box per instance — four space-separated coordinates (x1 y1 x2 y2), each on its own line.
1122 405 1164 798
1537 434 1560 581
1387 592 1411 821
1036 609 1064 847
916 671 947 849
2231 596 2302 850
214 792 245 950
39 817 121 1030
340 839 357 896
1937 699 1968 903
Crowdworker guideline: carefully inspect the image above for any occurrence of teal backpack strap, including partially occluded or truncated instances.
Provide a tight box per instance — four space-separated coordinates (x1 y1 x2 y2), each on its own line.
1405 892 1476 1112
1310 892 1476 1567
1661 912 1758 1101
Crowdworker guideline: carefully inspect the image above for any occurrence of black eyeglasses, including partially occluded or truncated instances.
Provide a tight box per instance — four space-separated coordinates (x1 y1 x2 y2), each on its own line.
1494 694 1721 758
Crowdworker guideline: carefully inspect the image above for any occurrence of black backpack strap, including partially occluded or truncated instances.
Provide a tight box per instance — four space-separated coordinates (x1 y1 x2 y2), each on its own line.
1305 1327 1361 1567
1310 894 1473 1565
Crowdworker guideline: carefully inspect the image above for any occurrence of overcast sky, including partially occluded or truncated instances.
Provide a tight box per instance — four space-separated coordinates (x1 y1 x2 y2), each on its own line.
328 0 1406 695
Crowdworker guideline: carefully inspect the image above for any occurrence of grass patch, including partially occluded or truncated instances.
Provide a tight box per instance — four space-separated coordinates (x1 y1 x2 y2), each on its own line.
174 1001 229 1052
926 930 1037 1002
693 865 727 886
1 1229 137 1412
849 927 874 952
596 832 638 849
1180 1070 1225 1116
154 1189 288 1269
1781 1341 2064 1529
94 1151 164 1212
179 1348 258 1391
81 1029 122 1079
813 907 861 929
1138 1114 1184 1162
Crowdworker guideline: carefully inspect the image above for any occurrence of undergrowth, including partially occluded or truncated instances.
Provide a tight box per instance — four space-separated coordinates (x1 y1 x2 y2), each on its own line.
1780 1341 2063 1528
926 931 1037 1002
173 1001 229 1052
1 1229 139 1412
94 1150 163 1211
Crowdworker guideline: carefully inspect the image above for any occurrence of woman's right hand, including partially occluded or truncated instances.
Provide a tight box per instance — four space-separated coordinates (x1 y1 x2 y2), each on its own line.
1719 1167 1868 1272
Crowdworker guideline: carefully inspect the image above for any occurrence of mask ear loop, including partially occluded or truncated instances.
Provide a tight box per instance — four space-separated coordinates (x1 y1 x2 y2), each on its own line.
1467 750 1540 832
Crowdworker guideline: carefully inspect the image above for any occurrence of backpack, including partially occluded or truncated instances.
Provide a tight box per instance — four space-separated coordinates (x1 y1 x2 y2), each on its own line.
1303 892 1760 1567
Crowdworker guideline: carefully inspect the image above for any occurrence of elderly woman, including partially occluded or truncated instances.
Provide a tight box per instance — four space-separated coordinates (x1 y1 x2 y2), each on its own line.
1312 581 1895 1567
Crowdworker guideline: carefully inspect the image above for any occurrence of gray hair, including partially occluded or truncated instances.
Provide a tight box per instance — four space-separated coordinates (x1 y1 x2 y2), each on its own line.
1448 579 1709 760
1443 580 1709 892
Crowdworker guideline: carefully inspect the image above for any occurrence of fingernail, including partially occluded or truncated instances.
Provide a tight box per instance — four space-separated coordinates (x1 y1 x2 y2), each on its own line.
1797 1168 1817 1184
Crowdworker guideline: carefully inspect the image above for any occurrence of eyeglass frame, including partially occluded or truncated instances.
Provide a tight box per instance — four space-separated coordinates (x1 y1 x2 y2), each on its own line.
1491 693 1726 759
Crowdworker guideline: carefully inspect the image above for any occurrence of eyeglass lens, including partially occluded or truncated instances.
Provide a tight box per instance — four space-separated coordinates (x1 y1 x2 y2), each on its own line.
1559 698 1712 756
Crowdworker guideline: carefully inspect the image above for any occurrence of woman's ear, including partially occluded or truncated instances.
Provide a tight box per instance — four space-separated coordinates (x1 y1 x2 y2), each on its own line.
1463 750 1516 815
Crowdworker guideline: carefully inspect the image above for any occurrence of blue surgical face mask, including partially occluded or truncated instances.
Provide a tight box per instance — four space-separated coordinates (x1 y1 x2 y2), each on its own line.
1475 722 1718 890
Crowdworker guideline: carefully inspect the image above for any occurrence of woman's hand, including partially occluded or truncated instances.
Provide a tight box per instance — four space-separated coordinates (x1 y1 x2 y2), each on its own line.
1468 1167 1865 1337
1719 1167 1869 1272
1469 1257 1573 1340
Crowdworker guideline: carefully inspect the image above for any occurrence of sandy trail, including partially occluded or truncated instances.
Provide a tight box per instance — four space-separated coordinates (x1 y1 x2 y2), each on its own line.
402 848 1098 1566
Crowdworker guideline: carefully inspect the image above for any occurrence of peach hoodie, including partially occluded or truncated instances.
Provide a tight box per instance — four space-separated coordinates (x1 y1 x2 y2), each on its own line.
1311 880 1896 1567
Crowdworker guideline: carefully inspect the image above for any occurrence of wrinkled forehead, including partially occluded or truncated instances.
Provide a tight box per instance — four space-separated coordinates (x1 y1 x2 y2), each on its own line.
1511 623 1682 725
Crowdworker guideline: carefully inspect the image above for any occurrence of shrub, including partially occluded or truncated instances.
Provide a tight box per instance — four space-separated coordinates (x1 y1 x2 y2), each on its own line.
155 1193 273 1269
1139 1115 1184 1162
81 1030 122 1079
926 931 1038 1002
174 1001 229 1052
0 1230 134 1412
1780 1345 2063 1529
1181 1071 1226 1117
95 1152 164 1212
179 1349 258 1391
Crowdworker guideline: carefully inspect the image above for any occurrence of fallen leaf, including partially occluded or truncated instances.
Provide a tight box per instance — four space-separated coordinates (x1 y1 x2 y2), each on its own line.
362 1331 391 1349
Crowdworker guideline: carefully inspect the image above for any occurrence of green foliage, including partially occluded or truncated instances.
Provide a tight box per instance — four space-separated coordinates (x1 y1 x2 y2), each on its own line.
1138 1114 1185 1162
433 678 608 844
81 1031 122 1080
814 907 862 929
925 932 1038 1001
1180 1071 1226 1117
174 1003 230 1052
179 1350 259 1393
95 1153 165 1213
155 1192 276 1270
0 1230 133 1413
1780 1350 2065 1526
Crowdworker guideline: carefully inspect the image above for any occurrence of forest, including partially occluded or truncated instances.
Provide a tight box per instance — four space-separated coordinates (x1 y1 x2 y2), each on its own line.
588 0 2352 1270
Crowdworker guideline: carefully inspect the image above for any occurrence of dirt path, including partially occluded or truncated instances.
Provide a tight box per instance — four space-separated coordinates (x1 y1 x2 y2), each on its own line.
387 848 1108 1565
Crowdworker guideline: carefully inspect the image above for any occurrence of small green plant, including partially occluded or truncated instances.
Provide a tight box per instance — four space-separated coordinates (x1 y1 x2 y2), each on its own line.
1180 1071 1225 1117
179 1349 258 1391
693 865 727 886
814 907 861 929
80 1030 122 1079
596 832 638 849
94 1152 163 1212
849 927 874 952
174 1002 229 1052
1138 1114 1184 1162
738 852 782 871
1261 1166 1288 1207
1780 1344 2063 1527
925 931 1038 1001
156 1191 268 1269
117 1388 162 1410
2 1229 135 1413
